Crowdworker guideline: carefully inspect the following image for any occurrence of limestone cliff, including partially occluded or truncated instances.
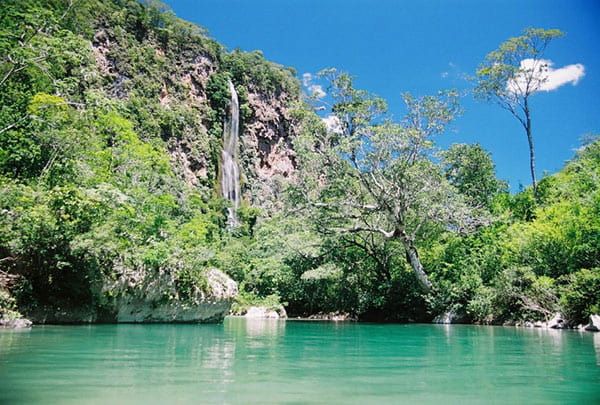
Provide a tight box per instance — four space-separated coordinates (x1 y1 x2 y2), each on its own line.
90 26 300 211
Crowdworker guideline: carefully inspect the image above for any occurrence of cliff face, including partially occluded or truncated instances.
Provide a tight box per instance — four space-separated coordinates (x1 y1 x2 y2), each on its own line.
241 87 298 211
90 22 299 210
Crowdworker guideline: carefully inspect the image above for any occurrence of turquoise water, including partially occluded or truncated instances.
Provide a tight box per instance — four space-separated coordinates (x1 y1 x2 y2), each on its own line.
1 318 599 404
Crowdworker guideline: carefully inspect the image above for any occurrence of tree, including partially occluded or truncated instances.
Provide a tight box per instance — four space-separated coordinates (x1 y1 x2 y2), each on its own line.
474 28 564 198
441 143 506 209
292 70 478 293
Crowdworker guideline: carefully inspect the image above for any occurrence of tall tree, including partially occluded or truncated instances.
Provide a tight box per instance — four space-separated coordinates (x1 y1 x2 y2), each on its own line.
474 28 563 198
291 70 479 293
442 143 506 209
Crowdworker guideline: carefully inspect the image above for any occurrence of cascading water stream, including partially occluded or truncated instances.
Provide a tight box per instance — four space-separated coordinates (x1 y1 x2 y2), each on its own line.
221 79 241 228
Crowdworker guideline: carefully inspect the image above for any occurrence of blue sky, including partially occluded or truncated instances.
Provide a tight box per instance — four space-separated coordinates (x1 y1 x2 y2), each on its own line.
165 0 600 190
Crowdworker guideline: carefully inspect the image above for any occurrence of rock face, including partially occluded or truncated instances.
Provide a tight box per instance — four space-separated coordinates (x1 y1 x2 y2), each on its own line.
116 268 238 323
241 88 298 211
90 29 300 211
28 269 237 324
0 317 32 329
432 310 467 324
547 313 567 329
585 314 600 332
244 305 287 319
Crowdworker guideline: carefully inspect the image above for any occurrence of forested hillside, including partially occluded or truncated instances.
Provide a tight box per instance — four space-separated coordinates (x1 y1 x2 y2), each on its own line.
0 0 598 325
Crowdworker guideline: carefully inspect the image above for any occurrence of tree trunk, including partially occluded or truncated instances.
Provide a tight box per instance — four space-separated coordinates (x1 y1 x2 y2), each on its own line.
525 103 537 198
403 240 432 293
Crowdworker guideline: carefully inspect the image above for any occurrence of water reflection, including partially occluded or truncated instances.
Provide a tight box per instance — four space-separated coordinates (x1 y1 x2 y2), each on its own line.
594 332 600 366
243 318 286 337
1 322 600 404
0 327 31 357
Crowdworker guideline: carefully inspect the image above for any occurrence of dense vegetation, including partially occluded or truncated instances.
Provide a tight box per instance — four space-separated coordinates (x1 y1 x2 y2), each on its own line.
0 0 598 325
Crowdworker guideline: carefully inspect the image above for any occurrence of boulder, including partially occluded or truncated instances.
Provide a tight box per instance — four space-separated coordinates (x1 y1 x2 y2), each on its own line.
27 268 238 324
117 268 238 323
547 313 566 329
0 317 32 329
432 310 466 324
244 305 287 319
585 314 600 332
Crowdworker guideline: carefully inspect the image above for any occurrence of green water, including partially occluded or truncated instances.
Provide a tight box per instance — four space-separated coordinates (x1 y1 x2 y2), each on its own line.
1 318 599 404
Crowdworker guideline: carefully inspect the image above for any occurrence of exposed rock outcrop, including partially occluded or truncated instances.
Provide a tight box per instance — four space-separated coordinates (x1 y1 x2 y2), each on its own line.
244 305 287 319
115 268 237 323
0 317 32 329
91 28 299 209
585 314 600 332
29 269 237 324
547 313 567 329
432 310 467 324
241 88 298 211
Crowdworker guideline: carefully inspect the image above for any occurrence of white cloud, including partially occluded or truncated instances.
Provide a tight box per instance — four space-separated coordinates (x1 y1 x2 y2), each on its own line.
309 84 326 98
322 115 343 134
302 72 312 87
441 71 449 79
302 72 326 99
507 58 585 94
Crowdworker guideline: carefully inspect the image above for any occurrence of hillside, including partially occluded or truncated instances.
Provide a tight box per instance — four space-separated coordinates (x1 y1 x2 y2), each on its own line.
0 0 304 322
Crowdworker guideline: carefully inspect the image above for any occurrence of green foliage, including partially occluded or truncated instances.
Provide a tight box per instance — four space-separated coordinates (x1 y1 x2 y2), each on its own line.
0 288 22 320
442 143 507 208
490 267 558 322
559 269 600 325
206 72 233 123
175 267 210 301
230 291 283 315
474 27 565 198
222 50 299 95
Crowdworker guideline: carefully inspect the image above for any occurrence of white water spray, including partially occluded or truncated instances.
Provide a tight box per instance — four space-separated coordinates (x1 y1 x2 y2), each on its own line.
221 80 241 228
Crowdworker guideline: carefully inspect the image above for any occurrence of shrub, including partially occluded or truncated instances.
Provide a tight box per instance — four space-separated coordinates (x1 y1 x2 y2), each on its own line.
559 268 600 324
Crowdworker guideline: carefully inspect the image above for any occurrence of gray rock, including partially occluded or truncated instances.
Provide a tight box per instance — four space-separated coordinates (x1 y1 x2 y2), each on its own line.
547 313 566 329
28 268 238 324
116 268 238 323
0 317 32 329
585 314 600 332
534 321 544 328
433 310 466 324
245 305 287 319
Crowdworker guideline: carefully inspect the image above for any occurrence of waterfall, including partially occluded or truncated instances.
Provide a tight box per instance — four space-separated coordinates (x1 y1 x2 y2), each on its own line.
221 79 241 228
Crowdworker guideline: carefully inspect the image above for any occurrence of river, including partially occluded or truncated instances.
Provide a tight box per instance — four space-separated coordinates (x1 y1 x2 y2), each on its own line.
1 318 599 404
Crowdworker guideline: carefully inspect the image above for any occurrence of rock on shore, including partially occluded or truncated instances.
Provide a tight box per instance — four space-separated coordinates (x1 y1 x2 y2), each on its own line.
432 310 467 324
244 305 287 319
585 314 600 332
29 268 238 324
116 268 238 323
0 317 32 329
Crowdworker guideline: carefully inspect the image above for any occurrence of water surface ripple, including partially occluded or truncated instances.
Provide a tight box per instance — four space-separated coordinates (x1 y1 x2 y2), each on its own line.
1 318 599 404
